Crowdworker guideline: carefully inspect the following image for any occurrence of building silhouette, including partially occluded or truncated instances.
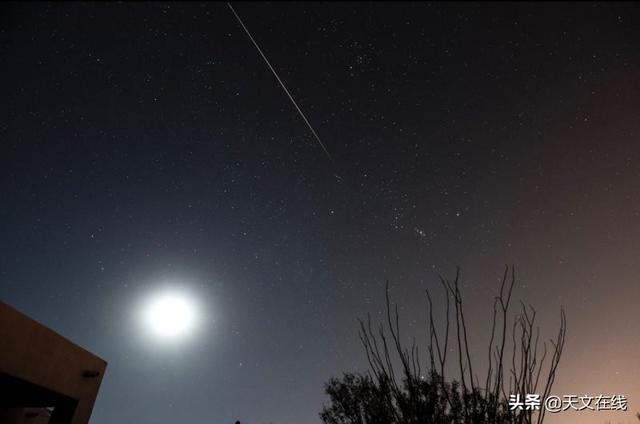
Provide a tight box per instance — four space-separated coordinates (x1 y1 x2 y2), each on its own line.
0 301 107 424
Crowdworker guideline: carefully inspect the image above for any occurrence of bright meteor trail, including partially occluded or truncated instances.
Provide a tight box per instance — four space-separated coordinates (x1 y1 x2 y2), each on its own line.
227 2 335 164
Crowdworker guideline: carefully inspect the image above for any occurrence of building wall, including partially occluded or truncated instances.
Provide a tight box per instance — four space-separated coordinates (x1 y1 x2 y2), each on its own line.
0 407 52 424
0 302 107 424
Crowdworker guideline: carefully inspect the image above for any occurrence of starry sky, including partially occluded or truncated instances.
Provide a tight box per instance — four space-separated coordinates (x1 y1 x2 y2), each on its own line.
2 2 640 424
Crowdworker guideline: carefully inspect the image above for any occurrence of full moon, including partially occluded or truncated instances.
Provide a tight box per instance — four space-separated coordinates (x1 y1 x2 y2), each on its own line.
140 289 200 342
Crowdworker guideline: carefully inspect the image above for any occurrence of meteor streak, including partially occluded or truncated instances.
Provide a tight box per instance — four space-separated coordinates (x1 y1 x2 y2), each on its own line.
227 2 335 164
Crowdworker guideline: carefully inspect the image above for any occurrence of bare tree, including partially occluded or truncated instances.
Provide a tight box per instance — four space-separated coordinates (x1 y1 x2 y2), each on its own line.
321 266 567 424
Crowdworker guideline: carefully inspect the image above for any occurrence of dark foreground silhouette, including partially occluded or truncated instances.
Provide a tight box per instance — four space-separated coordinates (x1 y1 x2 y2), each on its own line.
320 267 566 424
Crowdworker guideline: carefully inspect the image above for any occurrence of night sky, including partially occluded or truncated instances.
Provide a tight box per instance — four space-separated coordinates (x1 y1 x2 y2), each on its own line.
2 2 640 424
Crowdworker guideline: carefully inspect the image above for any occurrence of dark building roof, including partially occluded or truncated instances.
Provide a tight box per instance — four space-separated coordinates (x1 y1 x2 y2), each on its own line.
0 301 107 424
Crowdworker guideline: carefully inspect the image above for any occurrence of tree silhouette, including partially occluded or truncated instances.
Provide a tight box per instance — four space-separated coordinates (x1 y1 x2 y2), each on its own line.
321 267 566 424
